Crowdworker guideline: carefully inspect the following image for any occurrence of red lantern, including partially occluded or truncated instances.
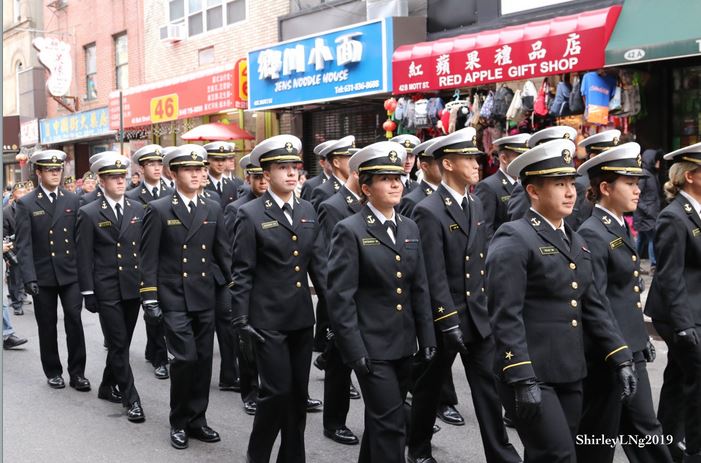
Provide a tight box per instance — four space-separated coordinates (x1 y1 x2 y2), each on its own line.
382 119 397 132
16 152 28 168
384 97 398 114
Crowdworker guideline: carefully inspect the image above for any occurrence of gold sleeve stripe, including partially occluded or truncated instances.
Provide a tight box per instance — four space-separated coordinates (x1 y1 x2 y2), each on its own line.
502 361 532 372
604 345 629 362
139 287 157 293
434 310 458 322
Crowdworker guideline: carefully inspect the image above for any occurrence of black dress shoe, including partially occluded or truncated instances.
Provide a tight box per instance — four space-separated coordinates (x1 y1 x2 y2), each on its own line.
313 353 327 371
219 378 241 391
97 384 122 403
127 401 145 423
323 426 359 445
13 307 23 316
243 400 257 415
170 428 188 449
432 424 441 434
69 375 91 391
407 456 438 463
188 425 220 443
47 375 65 389
154 364 169 379
3 334 28 349
306 397 322 412
436 404 464 426
349 383 361 400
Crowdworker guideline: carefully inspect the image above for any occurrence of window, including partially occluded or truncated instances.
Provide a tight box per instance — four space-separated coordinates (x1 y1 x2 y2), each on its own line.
168 0 245 37
14 0 21 22
15 61 23 114
500 0 573 15
114 33 128 90
198 46 215 66
85 43 97 100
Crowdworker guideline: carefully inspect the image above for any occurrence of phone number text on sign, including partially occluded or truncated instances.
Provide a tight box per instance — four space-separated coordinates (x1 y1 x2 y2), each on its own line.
335 80 380 94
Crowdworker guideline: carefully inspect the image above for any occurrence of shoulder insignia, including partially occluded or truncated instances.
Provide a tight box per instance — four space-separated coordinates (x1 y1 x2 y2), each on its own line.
333 181 340 191
59 191 64 196
366 215 376 225
141 188 147 194
425 188 433 195
37 192 44 199
346 196 353 204
265 199 273 208
505 351 514 360
172 195 179 205
437 307 445 313
125 200 130 207
444 196 452 206
684 203 693 214
101 201 108 209
530 217 541 227
601 215 612 225
501 178 508 186
97 191 102 197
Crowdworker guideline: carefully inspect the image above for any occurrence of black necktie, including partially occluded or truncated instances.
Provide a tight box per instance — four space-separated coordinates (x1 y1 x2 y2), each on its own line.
559 229 571 252
216 182 222 195
152 187 158 198
461 196 471 223
188 201 196 215
386 221 397 242
282 203 293 224
115 203 123 225
49 192 57 203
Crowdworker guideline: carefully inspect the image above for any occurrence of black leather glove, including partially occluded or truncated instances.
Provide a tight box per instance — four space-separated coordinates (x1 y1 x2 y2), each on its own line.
233 316 265 363
512 379 542 422
349 357 372 377
643 339 656 363
142 302 163 326
675 328 699 349
83 294 99 313
24 281 39 296
422 346 437 363
442 326 467 355
325 328 336 343
616 361 638 402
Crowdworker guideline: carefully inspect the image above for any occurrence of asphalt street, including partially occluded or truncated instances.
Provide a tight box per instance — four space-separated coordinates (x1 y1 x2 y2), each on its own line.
3 263 665 462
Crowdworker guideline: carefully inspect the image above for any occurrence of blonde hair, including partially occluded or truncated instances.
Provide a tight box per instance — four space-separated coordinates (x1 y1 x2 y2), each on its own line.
664 161 699 201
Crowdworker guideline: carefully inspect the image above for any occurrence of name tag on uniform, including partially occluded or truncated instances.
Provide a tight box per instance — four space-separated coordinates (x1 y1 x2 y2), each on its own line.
500 195 511 203
261 220 279 230
449 223 460 232
32 210 45 217
609 237 623 249
98 221 112 228
300 218 315 224
362 238 379 246
167 219 182 226
539 246 559 255
693 228 700 237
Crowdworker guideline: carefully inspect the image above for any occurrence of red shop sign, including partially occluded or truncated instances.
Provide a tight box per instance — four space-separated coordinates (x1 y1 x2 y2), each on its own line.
392 6 621 94
109 62 248 130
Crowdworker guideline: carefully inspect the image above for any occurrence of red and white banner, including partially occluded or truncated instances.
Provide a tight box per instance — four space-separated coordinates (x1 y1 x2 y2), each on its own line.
392 6 621 94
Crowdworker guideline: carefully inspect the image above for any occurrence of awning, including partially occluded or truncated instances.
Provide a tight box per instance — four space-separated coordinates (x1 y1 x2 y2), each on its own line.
605 0 701 66
392 6 621 94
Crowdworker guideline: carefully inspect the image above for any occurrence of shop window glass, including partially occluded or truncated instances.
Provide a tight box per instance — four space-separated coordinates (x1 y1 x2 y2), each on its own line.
114 33 128 90
85 43 97 100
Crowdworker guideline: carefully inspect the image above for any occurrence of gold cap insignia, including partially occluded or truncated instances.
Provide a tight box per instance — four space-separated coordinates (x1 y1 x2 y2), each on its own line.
285 142 294 153
562 149 573 164
115 159 122 168
388 150 398 163
51 155 58 163
636 154 642 167
366 215 376 225
613 137 620 145
191 151 198 160
602 216 611 225
219 146 225 152
155 148 162 155
403 140 412 148
563 132 571 139
530 217 541 227
472 135 478 146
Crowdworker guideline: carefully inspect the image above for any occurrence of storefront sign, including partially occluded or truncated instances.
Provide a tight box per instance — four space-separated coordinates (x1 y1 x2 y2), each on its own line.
108 63 248 130
20 118 39 146
393 7 620 93
40 107 112 145
248 19 392 110
3 116 20 152
33 37 73 97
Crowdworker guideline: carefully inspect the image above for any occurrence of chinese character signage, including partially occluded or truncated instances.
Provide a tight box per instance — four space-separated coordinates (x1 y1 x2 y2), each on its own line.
33 37 73 97
39 107 112 145
108 63 248 130
248 19 393 110
393 7 620 94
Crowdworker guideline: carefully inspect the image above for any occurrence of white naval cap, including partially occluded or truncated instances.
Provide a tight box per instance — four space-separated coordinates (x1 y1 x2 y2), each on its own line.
132 144 164 164
162 146 179 158
203 141 236 157
239 154 262 174
577 142 644 177
163 144 207 168
313 139 336 157
413 136 445 158
250 134 302 167
90 151 131 175
349 141 406 174
493 133 531 153
425 127 484 159
663 142 701 165
390 134 421 153
320 135 355 158
507 139 577 179
30 149 66 167
527 126 577 148
577 129 622 155
89 152 113 166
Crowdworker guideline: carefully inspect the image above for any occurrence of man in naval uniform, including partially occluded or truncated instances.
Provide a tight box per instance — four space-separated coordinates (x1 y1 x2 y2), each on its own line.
204 141 241 206
391 134 421 195
300 140 335 202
